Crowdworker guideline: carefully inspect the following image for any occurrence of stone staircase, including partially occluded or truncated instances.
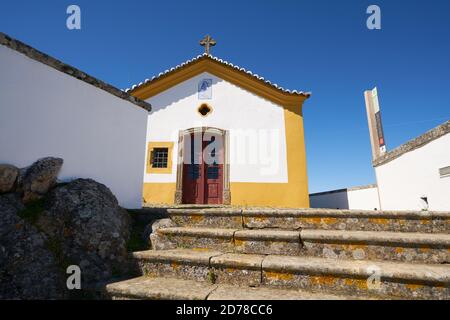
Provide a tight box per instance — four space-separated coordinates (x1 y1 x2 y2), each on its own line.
104 208 450 300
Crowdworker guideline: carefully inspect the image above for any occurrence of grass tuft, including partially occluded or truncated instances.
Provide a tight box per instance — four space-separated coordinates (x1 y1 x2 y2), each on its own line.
18 198 46 224
207 270 217 284
126 213 149 252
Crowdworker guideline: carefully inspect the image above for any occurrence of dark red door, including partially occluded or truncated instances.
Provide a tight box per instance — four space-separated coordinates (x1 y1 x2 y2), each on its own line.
182 132 204 204
204 134 224 204
182 131 223 204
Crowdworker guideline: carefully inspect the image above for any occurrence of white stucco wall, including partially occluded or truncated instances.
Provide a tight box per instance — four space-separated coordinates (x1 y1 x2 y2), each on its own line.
375 133 450 211
310 186 380 210
0 45 148 208
347 187 380 210
144 72 288 184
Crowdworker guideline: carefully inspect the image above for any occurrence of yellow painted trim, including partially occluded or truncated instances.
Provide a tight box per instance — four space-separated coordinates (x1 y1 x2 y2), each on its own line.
129 57 309 108
283 106 310 207
143 182 309 207
230 103 310 207
229 183 302 208
146 142 174 174
228 105 309 207
143 183 177 205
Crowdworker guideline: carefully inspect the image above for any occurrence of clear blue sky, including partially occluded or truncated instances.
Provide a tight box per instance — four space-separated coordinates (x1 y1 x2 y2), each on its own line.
1 0 449 193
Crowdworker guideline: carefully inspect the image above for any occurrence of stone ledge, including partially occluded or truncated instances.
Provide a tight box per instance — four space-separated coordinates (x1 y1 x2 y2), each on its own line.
132 248 450 284
156 227 302 243
210 253 265 269
105 276 217 300
300 229 450 247
161 207 450 218
234 229 301 242
158 227 238 238
242 208 449 219
152 226 449 258
261 255 450 284
105 276 360 300
129 248 450 299
373 121 450 167
167 208 243 216
133 249 222 264
207 284 356 300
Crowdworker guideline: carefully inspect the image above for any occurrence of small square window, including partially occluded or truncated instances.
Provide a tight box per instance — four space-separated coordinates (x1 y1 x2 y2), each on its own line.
146 142 173 174
151 148 169 168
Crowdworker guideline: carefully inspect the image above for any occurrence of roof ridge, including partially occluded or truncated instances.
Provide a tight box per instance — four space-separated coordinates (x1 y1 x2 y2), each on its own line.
124 54 311 97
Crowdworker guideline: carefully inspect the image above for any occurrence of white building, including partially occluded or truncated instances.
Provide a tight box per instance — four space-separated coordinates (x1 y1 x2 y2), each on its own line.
311 85 449 212
373 121 450 211
127 51 311 207
310 184 380 210
311 121 450 212
0 32 150 208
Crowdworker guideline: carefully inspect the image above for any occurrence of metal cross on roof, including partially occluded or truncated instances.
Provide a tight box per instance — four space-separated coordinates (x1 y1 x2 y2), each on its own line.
200 35 216 55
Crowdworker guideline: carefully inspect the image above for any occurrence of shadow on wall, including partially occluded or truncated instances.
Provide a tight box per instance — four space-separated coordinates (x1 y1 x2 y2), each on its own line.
309 189 350 209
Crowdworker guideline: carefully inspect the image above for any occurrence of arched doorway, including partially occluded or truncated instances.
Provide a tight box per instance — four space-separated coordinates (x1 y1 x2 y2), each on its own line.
175 127 230 205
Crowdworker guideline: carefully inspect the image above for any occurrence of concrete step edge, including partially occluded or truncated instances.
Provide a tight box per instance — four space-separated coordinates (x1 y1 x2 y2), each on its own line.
132 249 450 284
166 208 450 219
262 255 450 284
158 227 238 238
104 276 375 300
157 226 450 246
104 276 217 300
300 229 450 247
133 249 266 269
167 208 243 216
133 248 223 264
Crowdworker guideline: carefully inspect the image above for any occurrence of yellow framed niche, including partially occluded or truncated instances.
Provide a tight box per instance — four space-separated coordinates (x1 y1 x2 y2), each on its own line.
146 142 174 174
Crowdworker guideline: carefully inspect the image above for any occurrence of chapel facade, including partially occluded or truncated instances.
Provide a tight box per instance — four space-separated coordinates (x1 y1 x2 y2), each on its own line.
127 37 311 208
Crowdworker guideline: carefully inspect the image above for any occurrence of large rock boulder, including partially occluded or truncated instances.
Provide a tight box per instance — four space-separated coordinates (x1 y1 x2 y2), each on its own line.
21 157 63 203
36 179 131 288
0 194 65 299
0 164 19 193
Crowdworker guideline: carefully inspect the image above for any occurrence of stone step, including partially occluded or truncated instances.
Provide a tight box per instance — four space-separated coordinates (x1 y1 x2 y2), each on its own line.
168 208 243 229
103 276 361 300
131 249 450 299
105 276 216 300
151 227 238 252
151 227 303 255
207 283 361 300
261 255 449 300
168 208 244 229
167 208 449 233
151 226 450 263
301 229 450 264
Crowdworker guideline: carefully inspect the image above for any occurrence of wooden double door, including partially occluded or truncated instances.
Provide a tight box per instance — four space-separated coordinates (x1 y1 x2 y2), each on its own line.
182 131 224 204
